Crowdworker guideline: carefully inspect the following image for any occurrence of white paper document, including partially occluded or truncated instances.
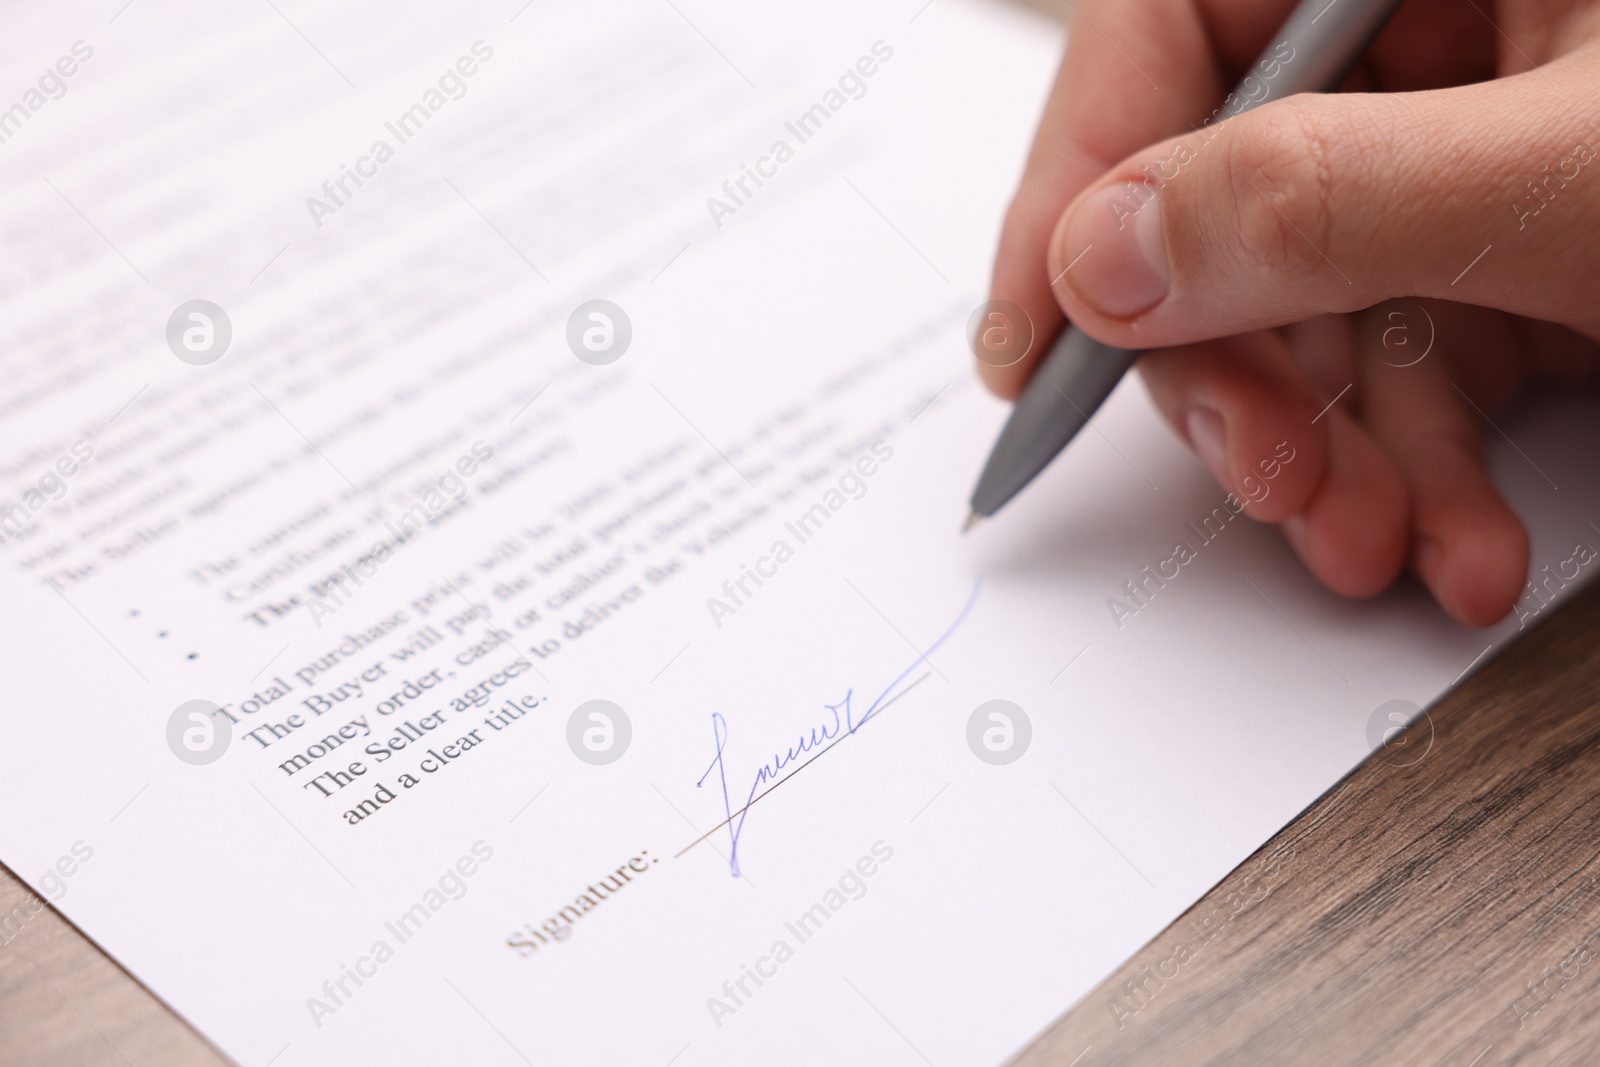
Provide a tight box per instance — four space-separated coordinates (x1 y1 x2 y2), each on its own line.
2 2 1597 1064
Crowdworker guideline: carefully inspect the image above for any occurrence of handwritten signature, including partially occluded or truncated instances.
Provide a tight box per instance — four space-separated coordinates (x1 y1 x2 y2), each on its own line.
694 580 980 876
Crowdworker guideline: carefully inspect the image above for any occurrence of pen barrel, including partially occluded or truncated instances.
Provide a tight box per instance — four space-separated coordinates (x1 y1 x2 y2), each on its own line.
969 330 1140 516
968 0 1407 520
1248 0 1409 108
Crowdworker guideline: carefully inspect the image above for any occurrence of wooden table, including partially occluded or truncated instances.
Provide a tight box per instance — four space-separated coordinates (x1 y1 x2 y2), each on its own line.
8 6 1598 1062
1011 578 1600 1067
7 579 1599 1066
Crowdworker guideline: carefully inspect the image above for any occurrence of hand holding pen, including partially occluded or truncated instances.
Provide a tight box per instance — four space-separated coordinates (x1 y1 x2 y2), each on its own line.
973 0 1600 628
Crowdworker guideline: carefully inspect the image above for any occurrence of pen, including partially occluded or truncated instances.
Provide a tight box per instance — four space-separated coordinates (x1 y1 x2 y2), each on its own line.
965 0 1407 530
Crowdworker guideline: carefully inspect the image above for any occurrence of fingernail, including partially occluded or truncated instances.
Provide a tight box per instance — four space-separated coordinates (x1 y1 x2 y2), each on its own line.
1186 407 1230 490
1057 183 1170 317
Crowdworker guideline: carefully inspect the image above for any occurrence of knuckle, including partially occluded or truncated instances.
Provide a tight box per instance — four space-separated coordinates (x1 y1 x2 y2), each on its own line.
1224 100 1340 285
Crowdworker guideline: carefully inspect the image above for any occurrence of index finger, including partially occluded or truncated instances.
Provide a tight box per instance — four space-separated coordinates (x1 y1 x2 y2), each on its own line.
980 0 1289 397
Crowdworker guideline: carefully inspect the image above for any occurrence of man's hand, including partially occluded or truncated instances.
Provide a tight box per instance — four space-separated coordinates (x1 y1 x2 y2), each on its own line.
983 0 1600 627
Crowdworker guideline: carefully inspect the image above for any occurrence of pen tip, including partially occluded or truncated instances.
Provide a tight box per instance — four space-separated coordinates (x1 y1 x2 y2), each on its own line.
961 510 983 534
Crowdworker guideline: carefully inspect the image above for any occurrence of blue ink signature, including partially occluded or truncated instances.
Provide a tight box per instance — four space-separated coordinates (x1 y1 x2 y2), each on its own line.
694 579 981 877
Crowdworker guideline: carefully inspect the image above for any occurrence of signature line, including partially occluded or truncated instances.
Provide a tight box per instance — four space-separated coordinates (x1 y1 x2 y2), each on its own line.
673 672 931 859
679 579 981 868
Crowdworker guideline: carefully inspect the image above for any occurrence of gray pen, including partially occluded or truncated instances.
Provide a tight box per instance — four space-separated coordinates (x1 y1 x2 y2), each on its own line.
965 0 1406 530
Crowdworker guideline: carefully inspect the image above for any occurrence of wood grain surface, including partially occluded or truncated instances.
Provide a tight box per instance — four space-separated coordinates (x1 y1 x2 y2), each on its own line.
6 581 1599 1067
1010 578 1600 1067
8 7 1598 1065
0 865 229 1066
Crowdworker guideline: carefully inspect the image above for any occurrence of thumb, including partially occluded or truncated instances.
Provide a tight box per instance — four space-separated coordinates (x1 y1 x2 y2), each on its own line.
1046 59 1600 348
